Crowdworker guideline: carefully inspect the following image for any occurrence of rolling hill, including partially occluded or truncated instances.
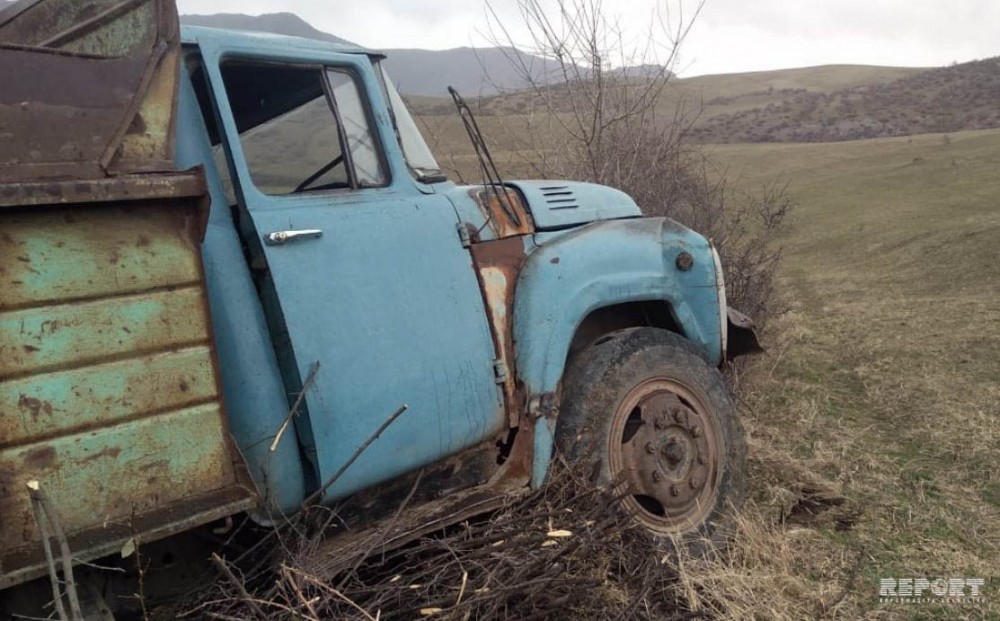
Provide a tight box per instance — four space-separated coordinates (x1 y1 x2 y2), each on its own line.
690 56 1000 143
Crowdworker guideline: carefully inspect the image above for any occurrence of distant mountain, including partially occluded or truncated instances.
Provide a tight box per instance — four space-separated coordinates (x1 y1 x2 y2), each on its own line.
177 12 579 98
689 57 1000 143
180 12 356 47
0 3 668 98
377 46 570 98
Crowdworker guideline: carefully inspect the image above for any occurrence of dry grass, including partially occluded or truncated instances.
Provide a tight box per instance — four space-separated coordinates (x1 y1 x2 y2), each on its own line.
179 126 1000 621
684 129 1000 620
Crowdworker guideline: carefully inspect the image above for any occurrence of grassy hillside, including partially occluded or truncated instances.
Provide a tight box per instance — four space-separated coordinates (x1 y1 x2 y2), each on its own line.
663 64 927 120
410 64 935 184
682 64 926 97
692 57 1000 143
681 129 1000 618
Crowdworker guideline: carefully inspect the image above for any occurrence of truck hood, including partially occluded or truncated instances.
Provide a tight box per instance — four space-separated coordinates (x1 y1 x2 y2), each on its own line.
506 180 642 231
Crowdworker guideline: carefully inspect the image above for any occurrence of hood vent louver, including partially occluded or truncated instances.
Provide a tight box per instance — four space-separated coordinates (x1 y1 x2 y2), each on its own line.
503 180 641 230
540 185 580 210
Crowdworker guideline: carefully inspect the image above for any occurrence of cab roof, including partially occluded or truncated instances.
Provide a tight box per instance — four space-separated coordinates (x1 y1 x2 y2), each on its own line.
180 25 380 57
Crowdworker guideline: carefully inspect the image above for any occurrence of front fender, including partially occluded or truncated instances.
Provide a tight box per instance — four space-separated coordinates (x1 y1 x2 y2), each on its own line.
512 217 724 486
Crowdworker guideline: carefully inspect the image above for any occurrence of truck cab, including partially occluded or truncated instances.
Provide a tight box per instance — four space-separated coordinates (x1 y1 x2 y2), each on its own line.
178 22 747 515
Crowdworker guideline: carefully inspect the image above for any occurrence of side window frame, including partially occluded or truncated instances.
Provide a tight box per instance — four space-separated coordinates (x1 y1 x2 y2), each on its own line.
318 67 357 190
322 66 392 190
206 54 391 203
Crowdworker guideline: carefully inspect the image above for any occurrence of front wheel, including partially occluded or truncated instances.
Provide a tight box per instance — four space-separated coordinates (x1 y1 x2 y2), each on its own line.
556 328 747 554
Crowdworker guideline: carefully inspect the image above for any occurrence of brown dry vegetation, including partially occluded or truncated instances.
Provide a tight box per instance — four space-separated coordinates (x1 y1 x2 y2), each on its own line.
691 130 1000 619
689 56 1000 143
391 18 1000 619
412 55 1000 147
172 133 1000 621
181 109 1000 621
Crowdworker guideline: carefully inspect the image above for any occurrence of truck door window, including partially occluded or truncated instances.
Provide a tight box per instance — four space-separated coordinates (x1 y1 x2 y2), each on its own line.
326 70 385 187
218 61 386 195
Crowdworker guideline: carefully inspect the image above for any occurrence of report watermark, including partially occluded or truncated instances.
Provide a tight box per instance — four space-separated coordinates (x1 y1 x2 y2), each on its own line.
879 577 987 604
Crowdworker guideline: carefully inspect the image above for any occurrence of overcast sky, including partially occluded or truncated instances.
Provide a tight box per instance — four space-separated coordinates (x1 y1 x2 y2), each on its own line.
176 0 1000 76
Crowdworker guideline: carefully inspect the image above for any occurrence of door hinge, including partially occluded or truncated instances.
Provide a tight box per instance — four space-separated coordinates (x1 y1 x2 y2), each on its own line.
492 359 509 384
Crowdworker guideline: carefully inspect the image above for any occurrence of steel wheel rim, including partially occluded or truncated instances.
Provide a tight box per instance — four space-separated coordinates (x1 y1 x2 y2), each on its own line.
607 377 722 534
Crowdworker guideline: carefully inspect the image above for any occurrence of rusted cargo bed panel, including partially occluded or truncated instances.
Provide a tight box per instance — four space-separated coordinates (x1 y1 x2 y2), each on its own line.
0 175 257 589
0 0 180 182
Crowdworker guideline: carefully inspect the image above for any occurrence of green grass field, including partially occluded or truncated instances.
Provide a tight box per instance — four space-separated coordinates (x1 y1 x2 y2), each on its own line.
684 129 1000 619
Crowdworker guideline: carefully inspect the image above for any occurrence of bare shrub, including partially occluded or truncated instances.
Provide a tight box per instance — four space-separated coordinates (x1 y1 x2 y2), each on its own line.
483 0 791 328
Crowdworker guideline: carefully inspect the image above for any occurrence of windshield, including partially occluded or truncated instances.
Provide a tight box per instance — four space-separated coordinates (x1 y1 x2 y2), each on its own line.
375 61 446 183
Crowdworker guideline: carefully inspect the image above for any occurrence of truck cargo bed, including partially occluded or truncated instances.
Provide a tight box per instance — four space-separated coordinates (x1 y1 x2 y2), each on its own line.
0 171 258 589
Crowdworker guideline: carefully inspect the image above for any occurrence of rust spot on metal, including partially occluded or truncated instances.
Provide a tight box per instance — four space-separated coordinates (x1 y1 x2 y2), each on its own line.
493 409 534 487
178 380 189 392
470 237 527 428
469 186 535 239
77 446 122 465
17 394 52 421
22 345 39 353
139 459 169 472
550 256 560 264
24 446 56 469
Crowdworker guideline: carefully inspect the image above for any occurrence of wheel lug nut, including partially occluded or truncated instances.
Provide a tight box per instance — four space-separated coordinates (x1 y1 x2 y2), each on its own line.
654 416 666 430
673 410 683 423
652 471 663 482
691 426 701 438
645 442 656 454
690 478 699 489
670 484 679 496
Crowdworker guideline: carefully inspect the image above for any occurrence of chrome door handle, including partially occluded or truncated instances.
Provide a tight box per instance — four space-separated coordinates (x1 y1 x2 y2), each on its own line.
264 229 323 246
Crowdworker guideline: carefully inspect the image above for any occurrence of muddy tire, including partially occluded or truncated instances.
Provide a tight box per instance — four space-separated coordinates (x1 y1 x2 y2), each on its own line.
556 327 747 556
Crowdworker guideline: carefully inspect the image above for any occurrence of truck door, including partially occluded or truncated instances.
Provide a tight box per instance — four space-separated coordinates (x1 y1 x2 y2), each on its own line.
194 42 505 502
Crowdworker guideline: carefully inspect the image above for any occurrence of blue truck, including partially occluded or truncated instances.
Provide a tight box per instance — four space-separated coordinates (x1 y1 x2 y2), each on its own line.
0 0 759 615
